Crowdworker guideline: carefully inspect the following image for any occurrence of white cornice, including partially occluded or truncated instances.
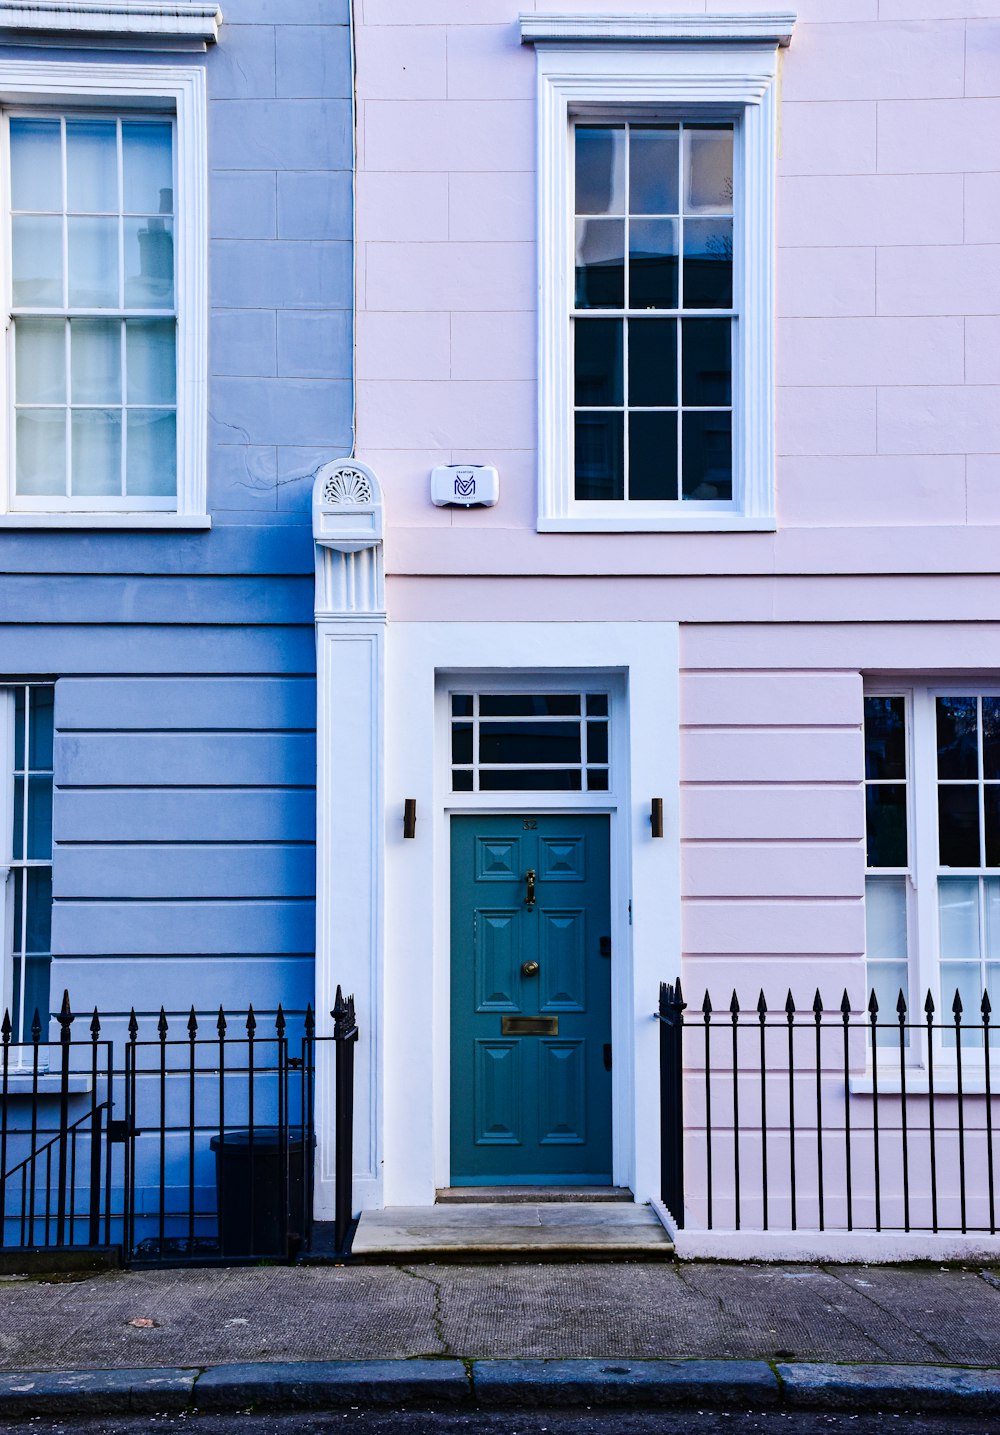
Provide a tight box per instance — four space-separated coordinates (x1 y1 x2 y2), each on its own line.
520 13 796 47
0 1 221 43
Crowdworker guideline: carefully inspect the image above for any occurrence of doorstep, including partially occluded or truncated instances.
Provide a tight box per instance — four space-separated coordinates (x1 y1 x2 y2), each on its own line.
349 1201 674 1263
436 1186 634 1204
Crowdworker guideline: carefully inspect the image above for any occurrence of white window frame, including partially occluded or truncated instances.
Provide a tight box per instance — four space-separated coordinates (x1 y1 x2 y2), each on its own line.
0 2 220 46
0 58 207 530
525 18 792 533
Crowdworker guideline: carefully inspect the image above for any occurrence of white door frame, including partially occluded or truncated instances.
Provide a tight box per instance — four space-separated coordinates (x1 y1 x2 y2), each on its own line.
382 621 680 1209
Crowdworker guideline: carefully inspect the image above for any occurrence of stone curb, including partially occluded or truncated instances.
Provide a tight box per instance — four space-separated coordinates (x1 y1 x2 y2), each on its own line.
0 1359 998 1416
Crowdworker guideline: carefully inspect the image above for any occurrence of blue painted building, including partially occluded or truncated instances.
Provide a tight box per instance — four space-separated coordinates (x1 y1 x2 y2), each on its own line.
0 0 353 1044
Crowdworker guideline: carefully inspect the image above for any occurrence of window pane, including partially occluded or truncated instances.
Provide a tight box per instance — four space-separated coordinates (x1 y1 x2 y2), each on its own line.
575 219 625 309
480 769 582 792
867 961 909 1035
123 121 174 216
866 784 907 867
574 319 622 406
15 320 65 405
586 694 609 717
682 411 732 501
66 120 118 213
628 319 676 407
126 410 176 496
984 698 1000 779
480 721 581 765
68 216 118 308
629 127 679 215
12 216 63 307
575 125 625 216
124 217 174 309
587 768 609 792
16 410 65 496
12 778 22 860
10 119 62 213
27 688 54 771
452 769 473 792
864 695 906 780
939 877 980 958
985 877 1000 962
683 218 733 308
24 869 52 955
866 876 907 959
451 694 473 717
26 776 53 860
629 219 679 309
452 722 473 765
939 785 981 867
629 411 678 500
480 696 581 716
937 696 979 779
126 319 176 405
988 786 1000 867
941 962 982 1039
575 412 623 500
587 721 609 764
684 127 734 214
682 319 732 406
71 410 121 496
72 319 121 404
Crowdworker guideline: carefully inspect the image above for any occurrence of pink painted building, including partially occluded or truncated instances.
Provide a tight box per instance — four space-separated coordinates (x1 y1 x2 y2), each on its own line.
312 2 1000 1256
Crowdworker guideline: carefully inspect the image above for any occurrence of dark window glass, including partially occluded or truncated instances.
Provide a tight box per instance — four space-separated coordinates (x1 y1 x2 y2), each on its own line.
452 769 473 792
629 219 678 309
587 769 610 792
479 721 581 766
682 411 732 501
451 694 473 717
629 127 679 215
574 319 623 406
682 217 733 308
628 319 676 407
575 412 623 500
630 412 678 500
587 721 609 764
586 694 609 716
28 687 53 771
480 769 583 792
938 785 981 867
451 722 473 765
986 785 1000 866
24 868 52 953
575 126 625 216
866 785 908 868
937 696 979 779
13 688 24 770
864 696 906 780
682 319 732 406
984 698 1000 779
575 219 625 308
480 695 581 717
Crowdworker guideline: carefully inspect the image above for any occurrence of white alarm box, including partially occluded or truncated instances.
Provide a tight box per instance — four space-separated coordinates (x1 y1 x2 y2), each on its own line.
430 463 499 508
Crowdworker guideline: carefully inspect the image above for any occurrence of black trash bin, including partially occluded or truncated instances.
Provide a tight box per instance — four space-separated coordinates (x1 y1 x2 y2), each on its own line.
210 1127 313 1258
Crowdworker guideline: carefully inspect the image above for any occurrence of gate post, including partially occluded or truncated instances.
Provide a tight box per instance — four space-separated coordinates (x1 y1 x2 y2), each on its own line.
333 987 359 1254
659 979 686 1228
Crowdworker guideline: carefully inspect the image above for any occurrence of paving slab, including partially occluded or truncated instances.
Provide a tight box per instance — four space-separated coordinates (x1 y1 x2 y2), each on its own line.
779 1362 1000 1413
351 1202 673 1261
472 1358 779 1408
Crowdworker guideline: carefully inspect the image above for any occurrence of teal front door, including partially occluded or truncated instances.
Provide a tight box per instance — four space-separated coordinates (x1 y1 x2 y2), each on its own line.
450 814 613 1185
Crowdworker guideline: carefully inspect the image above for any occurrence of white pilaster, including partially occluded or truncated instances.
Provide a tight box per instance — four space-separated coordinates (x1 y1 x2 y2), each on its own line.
312 461 386 1216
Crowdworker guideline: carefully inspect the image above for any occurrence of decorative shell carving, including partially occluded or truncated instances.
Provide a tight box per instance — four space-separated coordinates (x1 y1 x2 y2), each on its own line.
323 467 374 506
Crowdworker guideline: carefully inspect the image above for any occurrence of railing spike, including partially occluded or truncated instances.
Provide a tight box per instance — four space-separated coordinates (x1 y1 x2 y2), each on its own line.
1 1009 10 1042
729 989 740 1017
89 1007 101 1038
867 988 879 1016
157 1006 169 1039
924 988 936 1016
896 987 908 1016
784 989 795 1016
983 989 993 1019
128 1008 139 1041
756 989 767 1016
333 985 346 1022
187 1005 198 1037
246 1005 257 1035
674 976 685 1008
58 989 73 1028
952 987 964 1017
812 988 823 1016
31 1009 42 1042
701 990 713 1016
304 1003 315 1036
840 988 851 1017
216 1005 227 1037
275 1003 286 1038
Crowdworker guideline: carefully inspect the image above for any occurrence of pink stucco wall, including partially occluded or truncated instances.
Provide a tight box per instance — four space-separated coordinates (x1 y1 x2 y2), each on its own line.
356 2 1000 1216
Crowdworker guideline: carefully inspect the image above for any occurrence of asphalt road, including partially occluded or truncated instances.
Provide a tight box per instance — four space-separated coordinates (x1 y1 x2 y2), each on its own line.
0 1411 998 1435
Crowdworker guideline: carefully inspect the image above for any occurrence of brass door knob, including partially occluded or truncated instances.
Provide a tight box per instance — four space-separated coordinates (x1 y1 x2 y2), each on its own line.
521 961 540 978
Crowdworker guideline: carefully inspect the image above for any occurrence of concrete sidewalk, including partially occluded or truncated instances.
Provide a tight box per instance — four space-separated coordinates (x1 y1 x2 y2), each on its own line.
1 1260 1000 1415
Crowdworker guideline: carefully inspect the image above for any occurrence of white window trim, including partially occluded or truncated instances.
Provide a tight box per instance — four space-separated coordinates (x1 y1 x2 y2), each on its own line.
0 58 207 528
527 29 789 533
0 2 220 45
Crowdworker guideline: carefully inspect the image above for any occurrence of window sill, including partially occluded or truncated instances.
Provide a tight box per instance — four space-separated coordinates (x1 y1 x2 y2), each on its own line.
0 513 211 531
850 1070 995 1097
538 514 778 535
0 1 221 44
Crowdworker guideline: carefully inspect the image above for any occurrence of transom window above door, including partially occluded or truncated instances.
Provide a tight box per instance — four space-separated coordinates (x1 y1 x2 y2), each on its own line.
574 122 734 505
450 692 610 792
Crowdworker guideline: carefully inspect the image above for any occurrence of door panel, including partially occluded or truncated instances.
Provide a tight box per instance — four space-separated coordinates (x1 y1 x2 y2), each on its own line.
451 814 612 1185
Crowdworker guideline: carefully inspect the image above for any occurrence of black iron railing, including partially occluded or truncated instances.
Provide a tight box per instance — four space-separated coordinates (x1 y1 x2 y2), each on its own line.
659 980 1000 1236
1 988 359 1266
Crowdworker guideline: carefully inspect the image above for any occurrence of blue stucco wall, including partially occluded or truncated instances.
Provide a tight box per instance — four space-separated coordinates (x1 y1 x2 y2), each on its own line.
0 0 353 1025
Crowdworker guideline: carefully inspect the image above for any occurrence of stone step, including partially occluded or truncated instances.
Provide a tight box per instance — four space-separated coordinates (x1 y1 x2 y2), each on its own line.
436 1186 634 1205
349 1201 674 1263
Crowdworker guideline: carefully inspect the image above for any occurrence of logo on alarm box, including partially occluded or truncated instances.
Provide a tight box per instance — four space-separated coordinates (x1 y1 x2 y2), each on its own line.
454 472 476 498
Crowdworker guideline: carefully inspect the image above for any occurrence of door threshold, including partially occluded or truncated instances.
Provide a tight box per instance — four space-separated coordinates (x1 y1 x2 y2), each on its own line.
437 1186 633 1205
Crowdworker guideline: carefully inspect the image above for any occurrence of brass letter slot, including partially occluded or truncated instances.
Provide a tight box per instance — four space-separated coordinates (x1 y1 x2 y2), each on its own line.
501 1016 558 1036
